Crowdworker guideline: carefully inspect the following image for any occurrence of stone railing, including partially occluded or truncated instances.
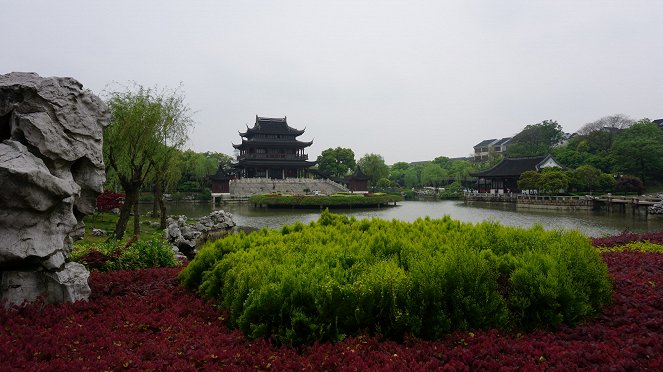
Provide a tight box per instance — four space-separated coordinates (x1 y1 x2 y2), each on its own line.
463 192 593 207
237 154 308 160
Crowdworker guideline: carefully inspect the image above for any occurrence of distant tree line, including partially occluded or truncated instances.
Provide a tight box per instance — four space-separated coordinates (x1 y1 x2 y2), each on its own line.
103 91 661 241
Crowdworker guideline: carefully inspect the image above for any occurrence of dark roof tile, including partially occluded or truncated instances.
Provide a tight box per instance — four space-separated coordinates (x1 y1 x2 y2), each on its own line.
474 139 497 148
471 155 560 177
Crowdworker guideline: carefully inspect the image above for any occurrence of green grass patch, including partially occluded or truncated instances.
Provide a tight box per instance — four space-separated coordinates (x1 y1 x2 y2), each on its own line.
180 211 612 345
596 241 663 253
71 234 179 271
71 212 179 271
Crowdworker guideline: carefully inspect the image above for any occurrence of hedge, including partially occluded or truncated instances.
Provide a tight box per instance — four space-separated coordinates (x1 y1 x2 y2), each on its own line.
180 211 612 345
248 193 402 208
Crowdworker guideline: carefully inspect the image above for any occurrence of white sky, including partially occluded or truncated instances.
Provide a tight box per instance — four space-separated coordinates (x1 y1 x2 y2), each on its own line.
2 1 662 164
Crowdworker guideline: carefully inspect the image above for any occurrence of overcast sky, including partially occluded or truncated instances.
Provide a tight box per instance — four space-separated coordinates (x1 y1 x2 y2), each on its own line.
2 1 662 164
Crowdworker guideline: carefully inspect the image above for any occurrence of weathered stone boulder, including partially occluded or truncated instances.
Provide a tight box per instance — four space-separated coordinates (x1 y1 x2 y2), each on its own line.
0 72 109 307
165 210 237 258
649 195 663 215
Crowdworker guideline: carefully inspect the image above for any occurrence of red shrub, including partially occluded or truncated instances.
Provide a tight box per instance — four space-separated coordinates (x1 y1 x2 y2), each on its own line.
96 191 125 212
1 254 661 370
593 230 663 247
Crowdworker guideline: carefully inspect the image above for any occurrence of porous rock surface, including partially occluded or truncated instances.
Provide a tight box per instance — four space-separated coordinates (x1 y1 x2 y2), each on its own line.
649 195 663 214
0 72 109 307
165 210 237 258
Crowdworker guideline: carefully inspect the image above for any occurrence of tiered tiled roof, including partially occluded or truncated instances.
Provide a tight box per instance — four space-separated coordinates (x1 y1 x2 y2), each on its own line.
471 155 560 177
239 116 305 137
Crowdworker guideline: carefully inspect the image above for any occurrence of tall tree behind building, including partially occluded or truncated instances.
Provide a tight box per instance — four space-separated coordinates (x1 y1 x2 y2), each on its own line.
507 120 564 157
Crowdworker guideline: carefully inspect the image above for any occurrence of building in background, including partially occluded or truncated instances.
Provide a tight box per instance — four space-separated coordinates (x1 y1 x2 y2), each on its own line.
233 116 316 179
473 137 512 162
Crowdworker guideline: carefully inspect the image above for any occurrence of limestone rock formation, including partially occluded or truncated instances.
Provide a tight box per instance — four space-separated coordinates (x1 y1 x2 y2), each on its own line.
165 210 237 258
0 72 109 307
649 195 663 215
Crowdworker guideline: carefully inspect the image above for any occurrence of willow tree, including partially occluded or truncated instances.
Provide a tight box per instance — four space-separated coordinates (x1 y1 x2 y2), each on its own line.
104 84 192 239
357 153 389 187
148 87 192 229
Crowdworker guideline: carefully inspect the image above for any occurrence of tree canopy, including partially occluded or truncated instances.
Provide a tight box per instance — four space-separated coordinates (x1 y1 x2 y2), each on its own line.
610 119 663 185
104 84 193 239
357 153 389 187
316 147 356 178
508 120 564 157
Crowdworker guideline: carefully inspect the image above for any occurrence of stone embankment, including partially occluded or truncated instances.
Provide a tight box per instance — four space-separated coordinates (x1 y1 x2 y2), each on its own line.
0 72 109 307
229 178 348 198
165 210 237 258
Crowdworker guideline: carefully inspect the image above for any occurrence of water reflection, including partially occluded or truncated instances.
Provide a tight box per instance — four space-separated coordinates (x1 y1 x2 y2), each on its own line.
165 200 663 237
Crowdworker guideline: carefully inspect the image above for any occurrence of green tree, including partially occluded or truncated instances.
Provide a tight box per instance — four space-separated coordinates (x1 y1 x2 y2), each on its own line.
375 178 392 189
598 173 616 192
316 147 356 178
357 153 389 187
104 84 193 239
388 162 411 187
517 170 541 191
176 150 232 192
508 120 564 157
552 145 614 173
569 165 602 193
611 119 663 186
538 168 569 195
148 86 193 228
420 162 448 187
448 159 475 180
403 167 420 188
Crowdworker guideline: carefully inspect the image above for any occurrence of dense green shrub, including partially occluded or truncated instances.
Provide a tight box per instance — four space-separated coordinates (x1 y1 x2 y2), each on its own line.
248 193 402 207
180 211 612 345
71 235 179 271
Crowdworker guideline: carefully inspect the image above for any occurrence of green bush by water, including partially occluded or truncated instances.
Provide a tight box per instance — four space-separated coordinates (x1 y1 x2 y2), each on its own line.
248 193 402 207
180 211 612 345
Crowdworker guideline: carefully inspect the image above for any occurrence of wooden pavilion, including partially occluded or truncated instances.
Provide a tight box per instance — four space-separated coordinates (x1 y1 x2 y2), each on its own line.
470 154 562 194
233 116 316 179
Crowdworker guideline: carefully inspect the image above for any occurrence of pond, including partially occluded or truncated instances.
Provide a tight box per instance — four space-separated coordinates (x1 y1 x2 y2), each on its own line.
165 200 663 238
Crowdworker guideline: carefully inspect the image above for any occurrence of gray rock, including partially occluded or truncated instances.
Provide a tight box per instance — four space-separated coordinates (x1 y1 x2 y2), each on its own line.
1 262 91 306
163 210 237 259
0 72 108 306
91 228 106 237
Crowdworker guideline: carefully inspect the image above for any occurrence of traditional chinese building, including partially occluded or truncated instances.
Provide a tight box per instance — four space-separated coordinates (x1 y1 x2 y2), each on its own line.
470 154 562 194
233 116 316 179
344 167 370 192
208 165 232 193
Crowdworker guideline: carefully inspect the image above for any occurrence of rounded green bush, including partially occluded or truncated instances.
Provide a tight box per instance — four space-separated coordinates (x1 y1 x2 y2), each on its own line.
179 211 612 345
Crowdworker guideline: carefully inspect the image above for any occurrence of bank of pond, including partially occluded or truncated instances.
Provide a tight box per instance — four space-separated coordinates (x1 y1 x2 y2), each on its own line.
248 192 403 208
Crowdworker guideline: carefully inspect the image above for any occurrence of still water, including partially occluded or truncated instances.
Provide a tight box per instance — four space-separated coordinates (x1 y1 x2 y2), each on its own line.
166 200 663 238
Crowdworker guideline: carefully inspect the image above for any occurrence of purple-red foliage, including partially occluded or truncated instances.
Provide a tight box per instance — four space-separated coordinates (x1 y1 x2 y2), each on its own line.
1 254 661 370
592 231 663 247
96 191 125 212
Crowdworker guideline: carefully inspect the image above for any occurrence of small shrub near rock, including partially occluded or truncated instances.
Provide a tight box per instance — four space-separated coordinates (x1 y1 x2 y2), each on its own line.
71 236 179 271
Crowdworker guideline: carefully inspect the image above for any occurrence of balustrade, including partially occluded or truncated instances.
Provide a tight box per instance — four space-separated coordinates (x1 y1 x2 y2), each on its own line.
237 153 308 160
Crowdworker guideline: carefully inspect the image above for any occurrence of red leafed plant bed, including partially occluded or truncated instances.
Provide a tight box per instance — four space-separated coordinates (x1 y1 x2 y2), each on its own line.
1 253 662 370
592 230 663 247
